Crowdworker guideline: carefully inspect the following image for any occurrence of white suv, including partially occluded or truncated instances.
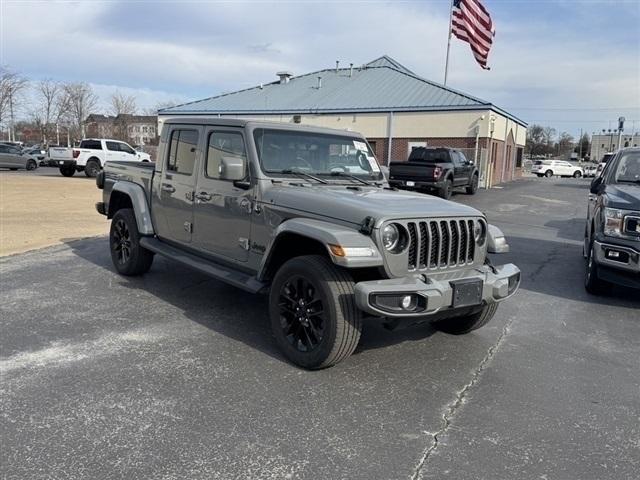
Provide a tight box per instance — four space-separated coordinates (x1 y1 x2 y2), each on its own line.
531 160 583 178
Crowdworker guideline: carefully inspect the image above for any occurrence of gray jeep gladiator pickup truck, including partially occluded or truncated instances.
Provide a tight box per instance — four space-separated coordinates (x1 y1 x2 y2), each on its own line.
96 118 520 369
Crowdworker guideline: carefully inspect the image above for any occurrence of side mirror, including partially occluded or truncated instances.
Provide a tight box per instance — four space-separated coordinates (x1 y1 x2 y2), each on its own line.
219 156 246 181
590 176 603 195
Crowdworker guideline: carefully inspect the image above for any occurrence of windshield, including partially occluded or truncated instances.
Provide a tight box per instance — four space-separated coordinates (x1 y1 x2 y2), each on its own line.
613 152 640 183
253 128 383 180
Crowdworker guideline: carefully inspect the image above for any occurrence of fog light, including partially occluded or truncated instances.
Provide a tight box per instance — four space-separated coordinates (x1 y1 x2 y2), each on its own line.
508 272 520 295
401 295 413 309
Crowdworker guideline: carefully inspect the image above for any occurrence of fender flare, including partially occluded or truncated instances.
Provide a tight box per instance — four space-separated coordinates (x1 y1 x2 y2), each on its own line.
258 217 384 280
487 224 509 254
110 182 154 235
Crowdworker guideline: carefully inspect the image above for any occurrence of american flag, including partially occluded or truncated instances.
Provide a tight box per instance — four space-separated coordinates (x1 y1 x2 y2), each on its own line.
451 0 495 70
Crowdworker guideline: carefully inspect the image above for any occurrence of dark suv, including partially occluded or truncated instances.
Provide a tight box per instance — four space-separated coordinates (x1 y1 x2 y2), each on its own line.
388 147 479 199
584 148 640 293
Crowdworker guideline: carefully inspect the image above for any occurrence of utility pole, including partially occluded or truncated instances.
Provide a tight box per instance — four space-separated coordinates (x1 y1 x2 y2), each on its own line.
578 128 583 160
617 117 625 150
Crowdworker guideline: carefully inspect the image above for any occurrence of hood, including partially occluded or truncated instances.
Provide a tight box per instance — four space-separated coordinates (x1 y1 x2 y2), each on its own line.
265 184 482 226
604 184 640 210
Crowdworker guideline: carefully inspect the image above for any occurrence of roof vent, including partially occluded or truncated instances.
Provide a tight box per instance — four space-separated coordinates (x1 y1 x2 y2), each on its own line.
276 71 293 84
335 60 340 72
317 76 322 89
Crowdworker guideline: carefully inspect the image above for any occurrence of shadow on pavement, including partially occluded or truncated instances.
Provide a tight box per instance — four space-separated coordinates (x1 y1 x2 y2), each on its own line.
496 236 639 308
544 217 586 242
64 237 437 365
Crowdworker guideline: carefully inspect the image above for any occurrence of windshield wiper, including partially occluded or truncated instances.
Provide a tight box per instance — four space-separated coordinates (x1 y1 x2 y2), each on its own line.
328 171 376 186
279 169 328 184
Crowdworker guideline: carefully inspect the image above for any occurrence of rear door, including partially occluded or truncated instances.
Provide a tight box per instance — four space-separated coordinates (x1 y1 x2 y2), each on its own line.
153 126 202 245
192 127 252 262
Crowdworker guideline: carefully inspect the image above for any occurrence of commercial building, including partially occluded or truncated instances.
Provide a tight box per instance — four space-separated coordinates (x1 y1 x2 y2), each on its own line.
159 56 527 187
590 132 640 161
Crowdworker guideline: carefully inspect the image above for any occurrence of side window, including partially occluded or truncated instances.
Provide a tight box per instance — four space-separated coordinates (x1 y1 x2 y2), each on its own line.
119 143 135 155
458 152 468 164
452 152 463 166
80 140 102 150
9 147 20 154
206 130 246 179
167 129 198 175
0 145 7 153
106 141 120 152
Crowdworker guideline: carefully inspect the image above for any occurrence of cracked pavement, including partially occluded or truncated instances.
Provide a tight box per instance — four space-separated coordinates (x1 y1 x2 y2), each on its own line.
2 177 639 479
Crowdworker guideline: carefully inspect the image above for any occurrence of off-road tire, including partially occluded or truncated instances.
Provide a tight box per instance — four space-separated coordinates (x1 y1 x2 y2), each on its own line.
434 302 499 335
60 166 75 177
573 170 582 178
544 169 553 178
466 174 479 194
109 208 154 276
26 159 37 170
439 178 453 199
585 241 609 295
269 255 362 369
85 158 100 178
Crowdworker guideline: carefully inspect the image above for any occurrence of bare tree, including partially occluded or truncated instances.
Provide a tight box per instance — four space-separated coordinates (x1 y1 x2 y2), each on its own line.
109 91 137 116
0 67 29 141
29 79 61 144
61 82 98 140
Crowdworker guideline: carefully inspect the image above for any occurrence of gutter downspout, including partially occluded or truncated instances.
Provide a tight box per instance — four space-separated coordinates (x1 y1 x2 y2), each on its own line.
501 119 509 183
386 111 394 165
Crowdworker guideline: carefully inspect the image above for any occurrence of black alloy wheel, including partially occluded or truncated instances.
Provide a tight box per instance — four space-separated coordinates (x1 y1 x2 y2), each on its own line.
278 276 326 352
26 159 37 170
111 218 132 266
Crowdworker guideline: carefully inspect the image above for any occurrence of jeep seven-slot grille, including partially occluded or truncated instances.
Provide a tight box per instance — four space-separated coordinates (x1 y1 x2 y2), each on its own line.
406 219 477 270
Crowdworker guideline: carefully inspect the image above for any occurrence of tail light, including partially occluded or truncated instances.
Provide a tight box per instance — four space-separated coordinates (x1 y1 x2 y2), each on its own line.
72 149 80 159
433 166 442 179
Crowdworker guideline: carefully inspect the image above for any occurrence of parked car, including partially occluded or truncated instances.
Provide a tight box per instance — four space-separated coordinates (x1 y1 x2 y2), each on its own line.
49 138 151 178
596 152 616 177
583 163 598 178
388 147 479 199
95 118 520 369
584 148 639 294
531 160 583 178
23 146 48 166
0 144 38 171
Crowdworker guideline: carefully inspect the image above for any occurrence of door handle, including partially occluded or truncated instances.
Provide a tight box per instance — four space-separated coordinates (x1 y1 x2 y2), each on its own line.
161 183 175 193
195 191 212 202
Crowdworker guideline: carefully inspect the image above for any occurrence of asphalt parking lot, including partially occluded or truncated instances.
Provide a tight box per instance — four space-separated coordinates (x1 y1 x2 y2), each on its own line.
1 177 639 479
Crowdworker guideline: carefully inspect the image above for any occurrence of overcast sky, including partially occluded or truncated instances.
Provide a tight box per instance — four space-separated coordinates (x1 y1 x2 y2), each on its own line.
2 0 639 138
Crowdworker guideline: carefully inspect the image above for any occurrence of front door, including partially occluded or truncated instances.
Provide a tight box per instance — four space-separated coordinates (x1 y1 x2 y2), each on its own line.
452 151 471 186
192 127 252 262
153 126 202 245
105 141 122 163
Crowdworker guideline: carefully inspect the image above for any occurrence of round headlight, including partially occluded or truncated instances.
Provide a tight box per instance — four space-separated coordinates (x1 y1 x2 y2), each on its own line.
382 224 400 251
474 220 487 245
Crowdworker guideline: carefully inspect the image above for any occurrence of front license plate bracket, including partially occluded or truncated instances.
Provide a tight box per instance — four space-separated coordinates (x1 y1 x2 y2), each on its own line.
450 278 483 308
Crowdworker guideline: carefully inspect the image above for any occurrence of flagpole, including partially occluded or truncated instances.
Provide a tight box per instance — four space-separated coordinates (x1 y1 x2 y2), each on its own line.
443 0 454 86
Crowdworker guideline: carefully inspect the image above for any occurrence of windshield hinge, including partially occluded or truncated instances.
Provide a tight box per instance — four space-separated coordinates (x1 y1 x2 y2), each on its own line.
359 216 375 235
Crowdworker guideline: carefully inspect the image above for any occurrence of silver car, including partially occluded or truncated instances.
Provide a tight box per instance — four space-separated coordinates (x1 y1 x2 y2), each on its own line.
0 144 38 171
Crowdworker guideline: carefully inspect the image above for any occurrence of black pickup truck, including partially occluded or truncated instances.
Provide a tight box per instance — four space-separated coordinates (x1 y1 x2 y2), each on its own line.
584 147 640 294
388 147 479 199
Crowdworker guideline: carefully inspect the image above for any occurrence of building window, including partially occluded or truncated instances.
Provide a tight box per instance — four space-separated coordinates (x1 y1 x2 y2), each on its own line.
516 147 523 167
143 126 148 133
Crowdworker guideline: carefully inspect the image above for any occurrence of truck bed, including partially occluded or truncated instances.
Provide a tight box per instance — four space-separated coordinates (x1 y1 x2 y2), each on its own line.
103 161 156 207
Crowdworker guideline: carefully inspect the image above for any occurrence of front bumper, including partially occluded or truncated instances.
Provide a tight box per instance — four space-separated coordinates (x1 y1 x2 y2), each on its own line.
593 240 640 288
354 263 520 318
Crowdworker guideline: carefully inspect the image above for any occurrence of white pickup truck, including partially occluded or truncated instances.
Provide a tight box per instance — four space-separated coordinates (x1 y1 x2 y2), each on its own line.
49 138 151 177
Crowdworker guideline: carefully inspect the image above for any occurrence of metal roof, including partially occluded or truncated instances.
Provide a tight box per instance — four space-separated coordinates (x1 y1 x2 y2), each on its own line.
160 56 526 126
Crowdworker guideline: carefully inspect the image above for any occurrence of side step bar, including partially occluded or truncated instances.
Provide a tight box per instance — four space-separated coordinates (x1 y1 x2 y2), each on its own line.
140 237 266 294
